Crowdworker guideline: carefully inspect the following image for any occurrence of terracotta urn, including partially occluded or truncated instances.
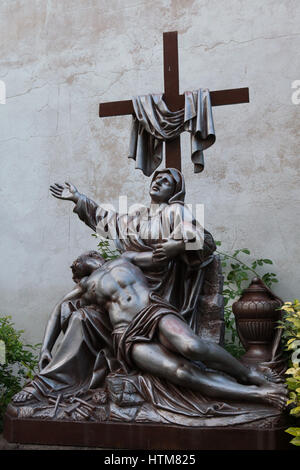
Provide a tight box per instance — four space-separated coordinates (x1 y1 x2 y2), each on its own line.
232 278 282 364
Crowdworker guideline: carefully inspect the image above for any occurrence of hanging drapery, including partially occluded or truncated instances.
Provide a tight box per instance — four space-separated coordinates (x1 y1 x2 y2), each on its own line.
128 89 216 176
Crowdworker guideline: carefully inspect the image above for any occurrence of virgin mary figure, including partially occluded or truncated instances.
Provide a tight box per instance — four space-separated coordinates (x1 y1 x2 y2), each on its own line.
50 169 220 338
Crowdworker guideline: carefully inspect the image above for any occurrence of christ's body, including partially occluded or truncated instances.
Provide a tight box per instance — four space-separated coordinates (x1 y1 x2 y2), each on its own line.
65 256 286 409
81 257 150 330
14 253 286 409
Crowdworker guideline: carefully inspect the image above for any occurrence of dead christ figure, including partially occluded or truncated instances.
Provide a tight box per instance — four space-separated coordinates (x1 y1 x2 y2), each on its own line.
14 252 286 409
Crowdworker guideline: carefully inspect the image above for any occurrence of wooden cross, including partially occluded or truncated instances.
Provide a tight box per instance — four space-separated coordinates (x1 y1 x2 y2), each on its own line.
99 31 249 172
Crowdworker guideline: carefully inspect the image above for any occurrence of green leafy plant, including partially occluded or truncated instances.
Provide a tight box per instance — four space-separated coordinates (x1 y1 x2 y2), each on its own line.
215 241 278 357
92 236 120 260
277 299 300 446
0 316 40 430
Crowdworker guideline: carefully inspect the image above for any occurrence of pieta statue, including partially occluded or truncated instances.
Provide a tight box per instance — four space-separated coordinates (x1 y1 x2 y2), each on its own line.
9 169 287 427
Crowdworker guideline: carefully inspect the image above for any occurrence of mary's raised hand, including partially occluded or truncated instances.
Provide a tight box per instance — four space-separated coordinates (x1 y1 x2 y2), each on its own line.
49 182 80 203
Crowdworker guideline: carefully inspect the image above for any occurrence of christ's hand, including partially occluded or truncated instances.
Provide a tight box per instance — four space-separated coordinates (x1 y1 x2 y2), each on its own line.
50 182 80 203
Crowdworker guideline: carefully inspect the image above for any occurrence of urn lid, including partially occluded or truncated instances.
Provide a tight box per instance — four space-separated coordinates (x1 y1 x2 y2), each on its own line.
246 277 266 293
239 277 281 304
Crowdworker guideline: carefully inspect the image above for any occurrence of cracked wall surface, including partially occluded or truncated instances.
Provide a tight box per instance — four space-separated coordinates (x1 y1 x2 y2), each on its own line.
0 0 299 344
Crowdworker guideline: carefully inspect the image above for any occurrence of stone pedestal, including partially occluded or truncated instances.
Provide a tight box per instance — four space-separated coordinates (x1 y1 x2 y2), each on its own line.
3 412 294 451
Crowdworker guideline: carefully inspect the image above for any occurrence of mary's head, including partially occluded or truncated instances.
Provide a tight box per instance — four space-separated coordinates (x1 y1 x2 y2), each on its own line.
149 168 185 204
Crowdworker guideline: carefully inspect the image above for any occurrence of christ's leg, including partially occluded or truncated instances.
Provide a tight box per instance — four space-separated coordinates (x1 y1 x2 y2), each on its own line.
157 314 280 387
131 342 286 409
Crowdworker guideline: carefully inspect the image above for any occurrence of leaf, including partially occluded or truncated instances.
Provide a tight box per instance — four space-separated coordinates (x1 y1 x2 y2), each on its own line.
286 427 300 437
290 406 300 416
241 249 250 255
290 437 300 446
282 306 295 313
286 367 300 375
230 263 240 269
262 259 273 264
287 319 300 329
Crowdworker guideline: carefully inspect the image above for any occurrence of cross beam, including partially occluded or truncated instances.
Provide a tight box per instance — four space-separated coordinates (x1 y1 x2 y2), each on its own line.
99 31 249 171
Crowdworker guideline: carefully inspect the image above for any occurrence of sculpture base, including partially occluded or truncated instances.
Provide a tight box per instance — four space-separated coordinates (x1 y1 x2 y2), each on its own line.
3 413 293 450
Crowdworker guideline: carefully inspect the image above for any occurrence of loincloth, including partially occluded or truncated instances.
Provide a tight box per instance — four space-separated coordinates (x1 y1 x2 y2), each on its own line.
112 292 185 372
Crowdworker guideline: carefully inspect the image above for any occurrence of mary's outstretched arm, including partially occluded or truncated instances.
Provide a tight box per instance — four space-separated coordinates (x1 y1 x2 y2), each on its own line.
50 182 118 237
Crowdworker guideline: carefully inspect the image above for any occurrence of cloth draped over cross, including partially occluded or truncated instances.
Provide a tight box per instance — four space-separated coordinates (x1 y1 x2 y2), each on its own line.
128 89 215 176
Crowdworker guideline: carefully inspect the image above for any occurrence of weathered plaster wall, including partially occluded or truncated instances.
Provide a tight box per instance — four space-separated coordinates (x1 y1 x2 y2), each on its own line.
0 0 299 344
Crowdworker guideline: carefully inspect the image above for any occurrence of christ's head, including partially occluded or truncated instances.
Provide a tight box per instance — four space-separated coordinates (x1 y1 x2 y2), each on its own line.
71 251 105 283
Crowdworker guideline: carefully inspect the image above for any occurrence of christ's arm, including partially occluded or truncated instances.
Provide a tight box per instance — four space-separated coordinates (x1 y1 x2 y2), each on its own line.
122 251 167 268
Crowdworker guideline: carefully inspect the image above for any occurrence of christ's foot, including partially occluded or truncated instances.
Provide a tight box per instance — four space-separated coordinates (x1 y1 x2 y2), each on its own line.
257 366 284 384
247 366 283 387
257 384 288 410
